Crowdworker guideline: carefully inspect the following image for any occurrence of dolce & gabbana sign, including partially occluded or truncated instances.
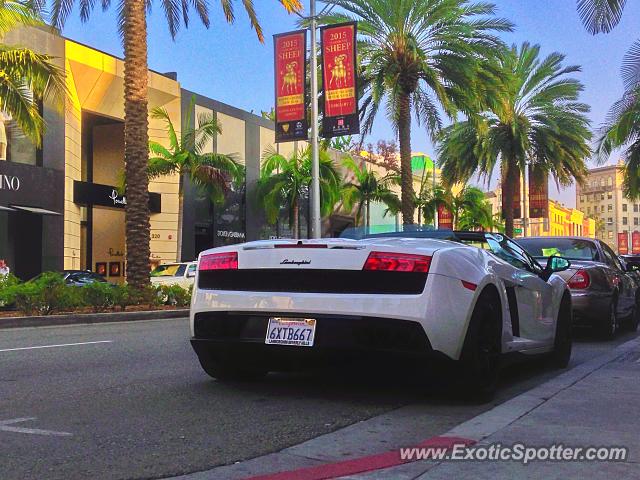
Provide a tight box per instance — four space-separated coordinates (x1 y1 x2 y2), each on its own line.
0 174 21 191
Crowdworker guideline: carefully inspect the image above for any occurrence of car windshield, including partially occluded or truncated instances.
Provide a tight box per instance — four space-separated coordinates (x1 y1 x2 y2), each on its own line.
338 224 458 241
151 264 183 277
518 238 598 261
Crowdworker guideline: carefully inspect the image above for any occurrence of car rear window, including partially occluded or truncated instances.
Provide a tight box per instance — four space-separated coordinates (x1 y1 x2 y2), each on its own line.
151 264 186 277
518 238 598 261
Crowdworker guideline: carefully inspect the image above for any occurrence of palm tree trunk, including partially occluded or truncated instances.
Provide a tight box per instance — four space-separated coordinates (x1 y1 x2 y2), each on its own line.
398 92 414 224
503 161 519 238
366 199 370 234
176 182 184 262
292 197 299 239
123 0 151 289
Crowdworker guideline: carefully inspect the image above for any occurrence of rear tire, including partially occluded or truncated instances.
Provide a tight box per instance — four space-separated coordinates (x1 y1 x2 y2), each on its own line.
550 294 572 368
197 351 267 381
624 297 640 332
597 298 618 340
629 307 640 332
459 289 502 402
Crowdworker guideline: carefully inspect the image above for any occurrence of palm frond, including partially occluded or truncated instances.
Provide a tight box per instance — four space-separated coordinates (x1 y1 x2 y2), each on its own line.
577 0 626 34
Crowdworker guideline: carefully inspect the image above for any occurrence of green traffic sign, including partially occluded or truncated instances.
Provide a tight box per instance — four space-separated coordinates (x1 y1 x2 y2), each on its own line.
514 228 523 234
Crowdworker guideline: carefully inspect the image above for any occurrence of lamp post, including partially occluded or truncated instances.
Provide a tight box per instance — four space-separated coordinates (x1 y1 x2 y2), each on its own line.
309 0 321 238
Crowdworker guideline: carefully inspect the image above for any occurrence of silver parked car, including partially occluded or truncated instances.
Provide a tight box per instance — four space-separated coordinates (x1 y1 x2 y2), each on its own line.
518 236 640 338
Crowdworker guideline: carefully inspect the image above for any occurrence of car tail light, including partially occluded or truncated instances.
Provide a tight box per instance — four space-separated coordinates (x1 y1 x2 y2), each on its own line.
363 251 431 273
199 252 238 271
568 269 590 289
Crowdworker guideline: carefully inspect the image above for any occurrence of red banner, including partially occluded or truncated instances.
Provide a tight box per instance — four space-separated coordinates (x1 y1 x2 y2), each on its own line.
321 22 360 138
274 30 308 142
632 231 640 254
438 204 453 230
618 232 629 254
528 167 548 218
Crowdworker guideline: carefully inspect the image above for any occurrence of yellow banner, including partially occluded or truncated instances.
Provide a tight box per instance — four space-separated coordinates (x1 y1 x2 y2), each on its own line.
326 87 355 101
277 94 304 107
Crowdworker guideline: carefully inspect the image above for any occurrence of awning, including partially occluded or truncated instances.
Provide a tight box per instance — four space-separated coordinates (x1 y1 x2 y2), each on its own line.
10 205 62 216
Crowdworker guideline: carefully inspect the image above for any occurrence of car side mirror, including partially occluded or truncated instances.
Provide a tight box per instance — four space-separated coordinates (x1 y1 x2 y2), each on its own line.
542 256 571 281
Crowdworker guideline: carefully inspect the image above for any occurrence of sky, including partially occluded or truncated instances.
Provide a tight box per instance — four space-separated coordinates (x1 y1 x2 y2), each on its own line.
57 0 640 207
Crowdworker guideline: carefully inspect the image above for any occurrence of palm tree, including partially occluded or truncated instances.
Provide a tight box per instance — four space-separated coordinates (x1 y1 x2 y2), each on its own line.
438 43 592 237
49 0 302 289
257 146 341 239
147 97 243 261
421 185 493 231
597 86 640 197
577 1 640 196
0 0 66 145
341 156 400 230
318 0 512 225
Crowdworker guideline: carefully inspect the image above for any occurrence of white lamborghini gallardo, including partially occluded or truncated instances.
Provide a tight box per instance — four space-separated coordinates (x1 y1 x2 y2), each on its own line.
190 229 573 395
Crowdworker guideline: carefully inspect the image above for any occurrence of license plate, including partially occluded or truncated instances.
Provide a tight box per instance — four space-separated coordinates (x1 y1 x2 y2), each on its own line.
265 317 316 347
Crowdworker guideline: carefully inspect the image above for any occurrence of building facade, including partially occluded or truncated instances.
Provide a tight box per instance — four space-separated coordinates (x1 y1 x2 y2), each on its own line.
575 163 637 251
1 27 183 280
487 185 594 239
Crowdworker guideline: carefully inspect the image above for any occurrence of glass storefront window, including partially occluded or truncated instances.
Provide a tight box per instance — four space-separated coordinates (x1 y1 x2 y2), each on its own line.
0 112 38 165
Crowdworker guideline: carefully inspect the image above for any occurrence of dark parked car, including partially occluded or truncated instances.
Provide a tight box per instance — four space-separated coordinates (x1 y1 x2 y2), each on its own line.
60 270 109 287
518 237 639 338
28 270 109 286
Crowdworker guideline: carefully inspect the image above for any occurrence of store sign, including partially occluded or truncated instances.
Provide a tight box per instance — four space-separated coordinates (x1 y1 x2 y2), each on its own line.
528 167 548 218
321 22 360 138
618 232 629 254
217 230 245 240
108 189 127 206
437 204 453 230
73 180 161 213
632 231 640 254
274 30 308 143
0 174 21 191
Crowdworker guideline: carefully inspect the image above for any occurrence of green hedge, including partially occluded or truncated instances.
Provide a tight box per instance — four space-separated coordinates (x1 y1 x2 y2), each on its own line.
0 273 191 316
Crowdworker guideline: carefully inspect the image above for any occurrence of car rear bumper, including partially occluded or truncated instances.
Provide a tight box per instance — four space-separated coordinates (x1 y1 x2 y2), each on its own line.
571 290 611 326
190 311 450 370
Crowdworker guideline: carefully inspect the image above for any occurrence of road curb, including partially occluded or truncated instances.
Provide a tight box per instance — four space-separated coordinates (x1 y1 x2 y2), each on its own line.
171 336 640 480
0 309 189 329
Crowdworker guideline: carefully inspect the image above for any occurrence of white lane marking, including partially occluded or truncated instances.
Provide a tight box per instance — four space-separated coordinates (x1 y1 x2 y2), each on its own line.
0 340 112 352
0 418 72 436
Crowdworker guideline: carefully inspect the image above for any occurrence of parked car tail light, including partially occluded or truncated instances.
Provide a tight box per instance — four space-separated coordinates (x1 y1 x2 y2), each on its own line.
199 252 238 271
568 269 590 289
363 251 431 273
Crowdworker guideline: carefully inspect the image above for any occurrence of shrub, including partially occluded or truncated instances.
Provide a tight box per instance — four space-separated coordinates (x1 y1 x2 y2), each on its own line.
112 283 135 311
2 273 82 316
133 284 163 307
0 273 21 307
158 284 192 307
36 272 81 314
82 282 115 313
10 282 45 315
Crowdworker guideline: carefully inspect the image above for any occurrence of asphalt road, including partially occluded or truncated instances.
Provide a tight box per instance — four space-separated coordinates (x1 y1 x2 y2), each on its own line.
0 318 637 480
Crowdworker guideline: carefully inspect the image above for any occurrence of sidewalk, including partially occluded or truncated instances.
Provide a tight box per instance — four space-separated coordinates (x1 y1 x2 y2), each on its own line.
340 336 640 479
174 337 640 480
